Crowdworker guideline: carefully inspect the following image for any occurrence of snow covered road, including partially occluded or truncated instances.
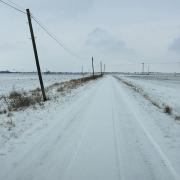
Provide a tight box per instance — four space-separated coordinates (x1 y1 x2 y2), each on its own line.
1 76 180 180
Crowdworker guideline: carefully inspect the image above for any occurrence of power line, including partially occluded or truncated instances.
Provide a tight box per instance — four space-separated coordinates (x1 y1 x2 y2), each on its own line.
0 0 26 14
6 0 25 11
31 15 87 60
0 1 88 60
109 61 180 66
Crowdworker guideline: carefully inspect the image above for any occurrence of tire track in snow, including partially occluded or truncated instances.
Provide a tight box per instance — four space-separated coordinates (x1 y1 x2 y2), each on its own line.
62 78 113 180
113 77 180 180
112 107 125 180
112 79 154 179
3 79 104 180
61 79 108 180
61 109 91 180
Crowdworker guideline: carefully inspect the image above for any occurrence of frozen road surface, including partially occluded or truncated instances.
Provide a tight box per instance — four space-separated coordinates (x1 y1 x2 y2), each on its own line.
1 76 180 180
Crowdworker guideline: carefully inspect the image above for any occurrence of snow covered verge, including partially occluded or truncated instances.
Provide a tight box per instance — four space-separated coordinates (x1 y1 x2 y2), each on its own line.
0 75 102 114
114 75 180 120
0 75 102 150
0 73 86 96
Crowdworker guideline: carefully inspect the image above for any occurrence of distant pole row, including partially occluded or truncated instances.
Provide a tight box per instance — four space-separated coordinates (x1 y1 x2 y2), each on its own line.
141 62 150 74
92 57 95 78
26 9 105 102
91 57 105 78
1 1 105 101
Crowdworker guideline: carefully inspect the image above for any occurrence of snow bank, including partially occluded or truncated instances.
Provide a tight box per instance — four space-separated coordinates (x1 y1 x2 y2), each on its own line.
115 74 180 119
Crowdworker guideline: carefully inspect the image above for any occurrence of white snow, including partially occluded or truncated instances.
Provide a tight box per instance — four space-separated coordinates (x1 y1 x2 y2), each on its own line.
116 74 180 117
0 77 96 150
0 75 180 180
0 73 84 95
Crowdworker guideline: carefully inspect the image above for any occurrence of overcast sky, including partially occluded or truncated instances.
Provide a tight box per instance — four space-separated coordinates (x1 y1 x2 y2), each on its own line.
1 0 180 72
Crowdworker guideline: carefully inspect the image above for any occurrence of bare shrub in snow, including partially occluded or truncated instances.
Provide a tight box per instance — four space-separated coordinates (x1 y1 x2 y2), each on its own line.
175 116 180 120
6 90 42 111
164 106 172 114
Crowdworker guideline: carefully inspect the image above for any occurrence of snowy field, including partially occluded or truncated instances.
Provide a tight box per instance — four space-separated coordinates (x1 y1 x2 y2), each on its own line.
0 73 84 95
116 74 180 118
0 76 180 180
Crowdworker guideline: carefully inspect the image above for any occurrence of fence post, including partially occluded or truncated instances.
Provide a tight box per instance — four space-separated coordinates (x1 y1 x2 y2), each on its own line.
26 9 47 101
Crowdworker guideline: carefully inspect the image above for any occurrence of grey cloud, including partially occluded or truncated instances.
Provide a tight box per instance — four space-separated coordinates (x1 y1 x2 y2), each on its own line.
169 37 180 53
84 28 133 54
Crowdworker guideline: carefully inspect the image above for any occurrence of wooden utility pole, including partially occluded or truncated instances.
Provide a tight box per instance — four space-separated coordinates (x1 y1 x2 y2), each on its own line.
148 64 150 75
92 57 95 78
82 65 84 77
100 61 102 76
26 9 47 101
82 65 84 81
142 63 144 74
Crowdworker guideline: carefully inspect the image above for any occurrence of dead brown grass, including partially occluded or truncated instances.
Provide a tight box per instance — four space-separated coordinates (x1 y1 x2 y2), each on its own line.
0 75 102 114
5 90 42 111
